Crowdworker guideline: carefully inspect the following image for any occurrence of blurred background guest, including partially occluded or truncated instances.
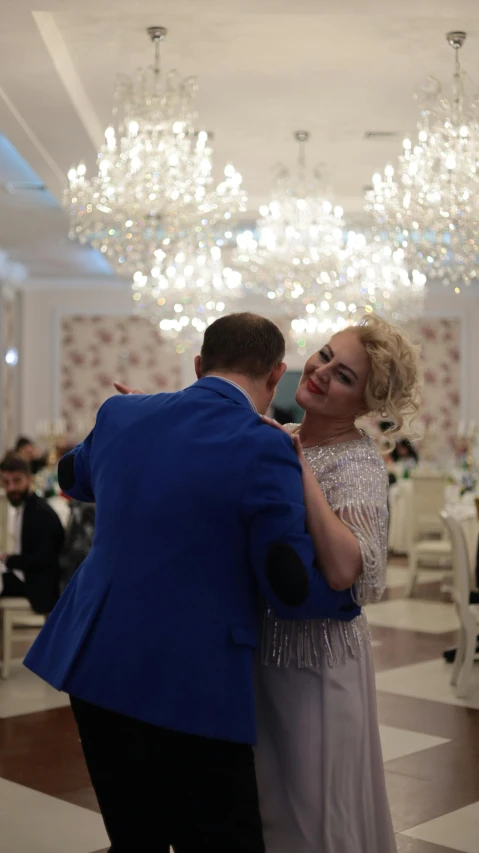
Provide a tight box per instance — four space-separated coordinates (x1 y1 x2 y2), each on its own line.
391 438 420 471
383 450 398 487
14 436 48 476
59 500 96 590
379 421 419 473
0 454 64 614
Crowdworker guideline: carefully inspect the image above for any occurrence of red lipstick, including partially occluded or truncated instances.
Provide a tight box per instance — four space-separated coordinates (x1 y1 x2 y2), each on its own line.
307 378 324 395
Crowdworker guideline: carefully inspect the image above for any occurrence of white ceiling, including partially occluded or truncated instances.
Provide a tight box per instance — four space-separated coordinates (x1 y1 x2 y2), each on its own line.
1 0 479 281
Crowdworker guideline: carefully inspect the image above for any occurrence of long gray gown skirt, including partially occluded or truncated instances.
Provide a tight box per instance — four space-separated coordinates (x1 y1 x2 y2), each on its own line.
254 640 397 853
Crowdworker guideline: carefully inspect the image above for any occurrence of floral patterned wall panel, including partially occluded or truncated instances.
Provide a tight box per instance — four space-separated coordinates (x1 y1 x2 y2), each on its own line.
60 313 462 455
60 316 182 439
405 318 461 458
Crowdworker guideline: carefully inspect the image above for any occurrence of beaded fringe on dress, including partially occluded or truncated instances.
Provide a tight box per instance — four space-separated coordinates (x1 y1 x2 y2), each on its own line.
261 431 389 670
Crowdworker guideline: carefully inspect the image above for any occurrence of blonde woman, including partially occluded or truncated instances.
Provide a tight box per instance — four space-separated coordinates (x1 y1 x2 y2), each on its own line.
256 315 421 853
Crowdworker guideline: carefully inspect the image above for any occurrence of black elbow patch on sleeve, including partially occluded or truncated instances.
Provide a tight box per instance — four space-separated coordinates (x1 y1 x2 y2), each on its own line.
58 454 76 491
266 543 309 607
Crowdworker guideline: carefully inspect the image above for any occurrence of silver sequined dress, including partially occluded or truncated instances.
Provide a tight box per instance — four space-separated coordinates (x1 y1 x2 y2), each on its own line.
254 431 397 853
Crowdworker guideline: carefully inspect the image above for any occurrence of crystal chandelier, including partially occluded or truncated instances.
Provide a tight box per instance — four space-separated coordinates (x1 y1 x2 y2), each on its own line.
64 27 246 347
234 131 345 307
339 233 426 323
132 220 242 353
365 31 479 289
290 232 427 351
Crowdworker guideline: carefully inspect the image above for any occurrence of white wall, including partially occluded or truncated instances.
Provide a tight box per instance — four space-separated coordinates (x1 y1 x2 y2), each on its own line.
19 282 479 436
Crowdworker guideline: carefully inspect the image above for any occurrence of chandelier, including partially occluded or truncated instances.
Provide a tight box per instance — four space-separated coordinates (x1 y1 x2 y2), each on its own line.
339 233 426 323
234 131 345 306
365 31 479 289
290 232 427 351
132 220 242 353
65 26 246 347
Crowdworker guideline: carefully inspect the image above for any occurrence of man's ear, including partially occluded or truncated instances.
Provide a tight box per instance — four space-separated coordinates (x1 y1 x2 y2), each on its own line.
194 355 202 379
267 362 287 391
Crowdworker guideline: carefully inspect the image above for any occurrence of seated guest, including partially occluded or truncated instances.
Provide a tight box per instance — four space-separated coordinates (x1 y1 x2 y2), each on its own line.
14 436 48 475
379 423 419 471
391 438 419 469
0 454 64 614
382 450 398 486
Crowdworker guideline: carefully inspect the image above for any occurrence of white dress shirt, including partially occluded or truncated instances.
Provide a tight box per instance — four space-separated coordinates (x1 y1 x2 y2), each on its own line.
208 376 258 414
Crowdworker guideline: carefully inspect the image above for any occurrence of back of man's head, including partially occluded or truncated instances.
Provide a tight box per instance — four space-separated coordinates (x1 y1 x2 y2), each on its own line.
200 313 285 378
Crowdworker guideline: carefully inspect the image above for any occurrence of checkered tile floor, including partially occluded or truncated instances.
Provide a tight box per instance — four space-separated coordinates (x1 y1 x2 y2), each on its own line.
1 558 478 852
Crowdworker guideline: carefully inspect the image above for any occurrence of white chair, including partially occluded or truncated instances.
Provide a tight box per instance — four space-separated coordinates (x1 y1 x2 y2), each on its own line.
411 471 448 539
0 598 45 680
405 472 452 597
441 511 479 699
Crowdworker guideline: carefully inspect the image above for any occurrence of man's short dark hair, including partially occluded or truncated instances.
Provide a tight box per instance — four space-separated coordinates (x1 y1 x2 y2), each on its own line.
0 453 32 477
200 313 285 378
15 436 34 451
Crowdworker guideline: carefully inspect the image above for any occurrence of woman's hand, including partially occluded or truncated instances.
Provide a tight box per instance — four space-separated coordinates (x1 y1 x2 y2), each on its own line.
261 416 305 464
113 382 145 395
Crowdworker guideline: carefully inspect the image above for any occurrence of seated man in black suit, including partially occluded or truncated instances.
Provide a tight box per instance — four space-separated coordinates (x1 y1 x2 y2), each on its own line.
0 454 65 614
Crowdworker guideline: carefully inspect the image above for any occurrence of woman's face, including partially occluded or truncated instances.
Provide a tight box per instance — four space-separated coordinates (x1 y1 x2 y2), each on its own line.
296 329 370 422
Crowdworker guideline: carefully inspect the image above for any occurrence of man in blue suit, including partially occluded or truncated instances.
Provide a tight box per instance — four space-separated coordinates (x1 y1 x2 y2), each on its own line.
25 312 359 853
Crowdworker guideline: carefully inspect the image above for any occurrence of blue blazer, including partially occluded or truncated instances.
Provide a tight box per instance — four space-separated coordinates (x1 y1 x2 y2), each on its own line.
25 378 359 744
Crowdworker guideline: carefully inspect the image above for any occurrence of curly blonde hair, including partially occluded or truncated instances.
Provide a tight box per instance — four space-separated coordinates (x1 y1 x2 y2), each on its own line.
353 314 422 440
